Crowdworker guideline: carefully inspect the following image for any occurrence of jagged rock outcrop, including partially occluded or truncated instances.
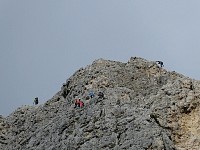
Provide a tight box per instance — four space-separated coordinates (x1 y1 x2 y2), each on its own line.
1 57 200 150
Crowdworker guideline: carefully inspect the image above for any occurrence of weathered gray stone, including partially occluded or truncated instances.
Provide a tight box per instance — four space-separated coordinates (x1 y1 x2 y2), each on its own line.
1 57 200 149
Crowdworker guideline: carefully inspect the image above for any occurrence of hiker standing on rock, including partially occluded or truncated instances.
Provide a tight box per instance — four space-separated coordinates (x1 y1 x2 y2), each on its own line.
89 91 95 98
79 99 84 108
156 61 164 67
74 98 80 108
34 97 39 105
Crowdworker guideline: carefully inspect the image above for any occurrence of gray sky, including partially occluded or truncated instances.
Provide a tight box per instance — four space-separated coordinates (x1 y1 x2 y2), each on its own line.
1 0 200 116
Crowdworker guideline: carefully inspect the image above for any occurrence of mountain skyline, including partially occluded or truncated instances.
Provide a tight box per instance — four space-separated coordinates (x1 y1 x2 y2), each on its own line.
1 1 200 116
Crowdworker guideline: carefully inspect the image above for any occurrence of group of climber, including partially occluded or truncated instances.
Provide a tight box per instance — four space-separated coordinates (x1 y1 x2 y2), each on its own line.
72 60 164 109
32 60 163 108
33 90 104 109
74 91 104 109
156 61 164 68
74 98 84 108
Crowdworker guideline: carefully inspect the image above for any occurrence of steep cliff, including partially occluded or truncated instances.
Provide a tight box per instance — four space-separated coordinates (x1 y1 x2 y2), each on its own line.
1 57 200 150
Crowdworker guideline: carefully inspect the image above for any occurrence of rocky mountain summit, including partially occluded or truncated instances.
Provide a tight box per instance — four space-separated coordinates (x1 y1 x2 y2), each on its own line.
1 57 200 150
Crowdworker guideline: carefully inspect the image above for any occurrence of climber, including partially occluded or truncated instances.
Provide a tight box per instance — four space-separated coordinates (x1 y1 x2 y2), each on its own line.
74 98 84 108
74 98 80 108
34 97 39 105
98 92 104 99
89 91 95 98
66 79 71 88
156 61 164 67
79 99 84 108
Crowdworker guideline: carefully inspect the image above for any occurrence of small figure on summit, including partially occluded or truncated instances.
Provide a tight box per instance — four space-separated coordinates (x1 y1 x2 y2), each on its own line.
156 61 164 68
34 97 39 105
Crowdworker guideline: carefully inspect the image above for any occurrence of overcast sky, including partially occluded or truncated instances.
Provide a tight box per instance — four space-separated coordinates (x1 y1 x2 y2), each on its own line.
1 0 200 116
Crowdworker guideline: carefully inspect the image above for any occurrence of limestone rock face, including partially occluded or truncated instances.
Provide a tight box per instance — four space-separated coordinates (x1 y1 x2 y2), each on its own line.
1 57 200 150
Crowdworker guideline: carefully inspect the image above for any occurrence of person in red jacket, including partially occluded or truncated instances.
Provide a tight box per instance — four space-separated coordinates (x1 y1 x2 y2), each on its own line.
79 100 84 108
74 98 80 108
74 98 84 108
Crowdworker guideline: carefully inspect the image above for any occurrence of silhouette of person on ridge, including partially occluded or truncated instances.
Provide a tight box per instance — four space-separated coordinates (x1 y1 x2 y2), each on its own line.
34 97 39 105
156 61 164 67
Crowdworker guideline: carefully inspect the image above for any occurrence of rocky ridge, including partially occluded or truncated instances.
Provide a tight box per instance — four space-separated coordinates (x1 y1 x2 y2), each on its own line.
1 57 200 150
